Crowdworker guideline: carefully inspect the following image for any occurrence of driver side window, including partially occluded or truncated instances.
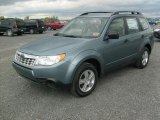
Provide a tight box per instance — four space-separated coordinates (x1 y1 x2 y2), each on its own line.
108 18 125 37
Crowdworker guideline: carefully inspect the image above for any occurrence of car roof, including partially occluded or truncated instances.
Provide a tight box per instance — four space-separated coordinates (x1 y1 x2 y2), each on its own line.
80 12 113 18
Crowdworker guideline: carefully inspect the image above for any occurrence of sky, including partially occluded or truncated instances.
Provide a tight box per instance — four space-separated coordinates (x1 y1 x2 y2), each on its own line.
0 0 160 19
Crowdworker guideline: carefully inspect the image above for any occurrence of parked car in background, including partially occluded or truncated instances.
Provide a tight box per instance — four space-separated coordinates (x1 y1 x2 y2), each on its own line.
154 29 160 39
0 18 25 36
148 19 158 26
24 19 45 34
13 11 154 97
45 21 65 30
154 18 160 24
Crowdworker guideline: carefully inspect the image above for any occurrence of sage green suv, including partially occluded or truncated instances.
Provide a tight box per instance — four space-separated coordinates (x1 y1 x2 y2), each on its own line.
13 11 154 97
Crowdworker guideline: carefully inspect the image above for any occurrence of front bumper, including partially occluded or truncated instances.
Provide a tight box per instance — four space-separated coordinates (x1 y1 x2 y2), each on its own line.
12 61 75 85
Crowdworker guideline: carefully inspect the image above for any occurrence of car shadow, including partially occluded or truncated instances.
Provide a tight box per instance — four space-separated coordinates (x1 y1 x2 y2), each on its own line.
27 80 73 97
26 64 136 98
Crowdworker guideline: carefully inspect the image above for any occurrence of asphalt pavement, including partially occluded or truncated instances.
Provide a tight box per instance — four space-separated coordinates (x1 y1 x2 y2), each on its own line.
0 31 160 120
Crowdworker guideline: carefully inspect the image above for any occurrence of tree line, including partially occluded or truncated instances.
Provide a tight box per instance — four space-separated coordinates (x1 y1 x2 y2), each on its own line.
1 16 60 23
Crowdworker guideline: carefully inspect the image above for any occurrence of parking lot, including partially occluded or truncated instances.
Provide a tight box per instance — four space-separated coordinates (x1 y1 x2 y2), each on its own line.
0 30 160 120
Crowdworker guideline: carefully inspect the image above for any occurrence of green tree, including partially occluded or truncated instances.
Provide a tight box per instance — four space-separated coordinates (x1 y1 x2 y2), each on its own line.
42 16 59 23
0 16 5 19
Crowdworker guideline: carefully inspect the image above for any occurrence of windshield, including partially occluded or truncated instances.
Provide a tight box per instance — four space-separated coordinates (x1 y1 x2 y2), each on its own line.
25 20 36 25
56 17 108 38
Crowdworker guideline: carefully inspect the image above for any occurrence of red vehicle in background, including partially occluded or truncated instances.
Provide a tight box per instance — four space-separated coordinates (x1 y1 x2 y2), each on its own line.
45 21 65 30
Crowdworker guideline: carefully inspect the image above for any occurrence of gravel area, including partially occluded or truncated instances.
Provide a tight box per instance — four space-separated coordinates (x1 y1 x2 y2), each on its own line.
0 30 160 120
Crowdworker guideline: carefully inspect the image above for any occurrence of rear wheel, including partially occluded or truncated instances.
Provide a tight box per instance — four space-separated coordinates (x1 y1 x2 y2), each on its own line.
0 33 3 36
30 29 34 34
7 29 13 36
71 63 98 97
135 47 150 69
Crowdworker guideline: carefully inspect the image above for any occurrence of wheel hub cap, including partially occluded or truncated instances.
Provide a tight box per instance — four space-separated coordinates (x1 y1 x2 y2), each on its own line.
142 51 149 66
79 70 95 92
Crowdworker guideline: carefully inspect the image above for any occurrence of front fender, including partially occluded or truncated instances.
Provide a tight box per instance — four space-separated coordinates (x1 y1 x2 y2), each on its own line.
65 50 104 84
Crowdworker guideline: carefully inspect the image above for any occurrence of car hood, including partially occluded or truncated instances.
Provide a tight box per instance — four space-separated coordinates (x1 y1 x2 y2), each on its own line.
19 36 92 56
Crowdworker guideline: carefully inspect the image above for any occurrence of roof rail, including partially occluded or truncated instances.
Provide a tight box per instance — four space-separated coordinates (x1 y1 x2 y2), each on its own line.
80 12 113 16
80 11 142 17
112 11 142 15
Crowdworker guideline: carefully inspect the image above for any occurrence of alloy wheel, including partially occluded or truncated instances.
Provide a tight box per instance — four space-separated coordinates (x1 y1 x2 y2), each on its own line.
142 50 149 66
79 70 95 93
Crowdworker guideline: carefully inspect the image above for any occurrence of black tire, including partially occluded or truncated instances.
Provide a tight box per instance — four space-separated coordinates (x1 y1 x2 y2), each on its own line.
39 31 43 34
135 47 150 69
17 32 22 36
7 29 13 36
71 63 98 97
0 33 3 36
154 32 160 39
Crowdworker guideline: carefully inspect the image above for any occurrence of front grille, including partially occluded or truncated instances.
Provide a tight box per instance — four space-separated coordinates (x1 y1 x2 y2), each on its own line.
15 51 37 66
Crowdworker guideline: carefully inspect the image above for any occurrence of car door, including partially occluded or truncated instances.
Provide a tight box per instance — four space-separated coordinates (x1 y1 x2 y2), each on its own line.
102 17 133 68
124 17 143 56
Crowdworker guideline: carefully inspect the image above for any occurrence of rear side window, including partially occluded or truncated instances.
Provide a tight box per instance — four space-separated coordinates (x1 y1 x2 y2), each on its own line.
38 20 44 26
25 20 36 25
8 19 15 26
126 18 139 34
108 18 125 37
139 18 149 30
16 19 25 26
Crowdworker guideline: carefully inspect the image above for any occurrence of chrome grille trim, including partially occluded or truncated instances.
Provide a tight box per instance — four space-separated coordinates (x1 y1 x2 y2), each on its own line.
15 51 37 66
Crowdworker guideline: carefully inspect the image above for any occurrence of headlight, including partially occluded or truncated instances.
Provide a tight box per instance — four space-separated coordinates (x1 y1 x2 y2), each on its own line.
35 53 65 66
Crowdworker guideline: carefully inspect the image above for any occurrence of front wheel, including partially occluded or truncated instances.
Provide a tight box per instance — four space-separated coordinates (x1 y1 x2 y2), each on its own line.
17 32 22 36
71 63 98 97
47 26 52 30
7 29 13 36
39 31 43 34
135 47 150 69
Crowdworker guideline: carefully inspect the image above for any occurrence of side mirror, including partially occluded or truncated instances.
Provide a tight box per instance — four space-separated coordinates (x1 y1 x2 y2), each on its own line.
105 32 119 40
